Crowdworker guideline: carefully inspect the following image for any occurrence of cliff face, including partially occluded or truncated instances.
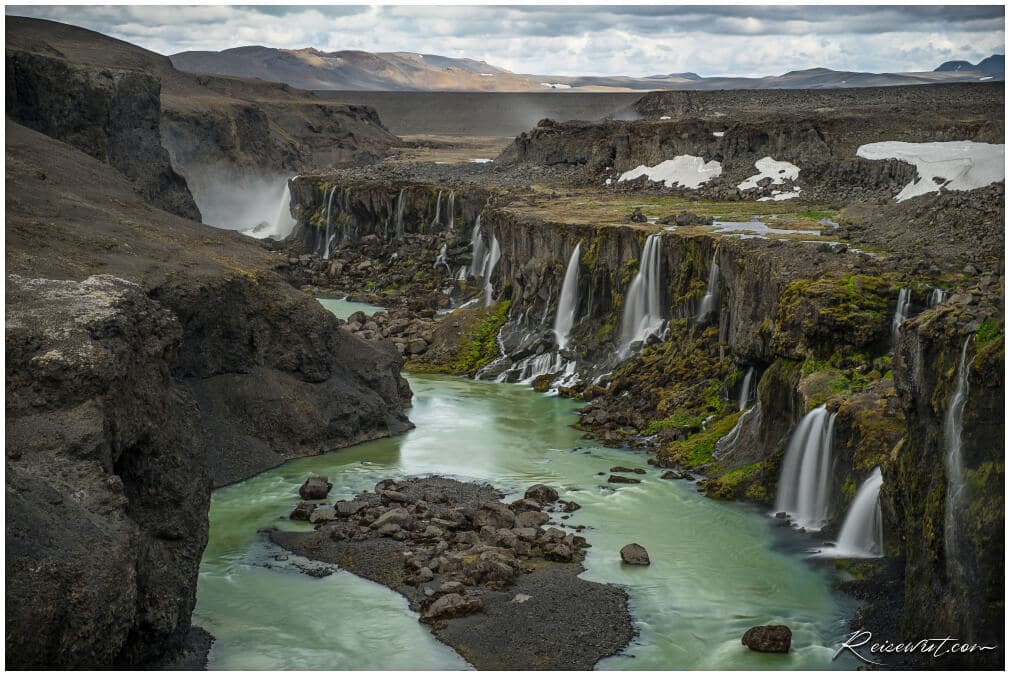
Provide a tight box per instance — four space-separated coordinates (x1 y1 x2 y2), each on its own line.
6 48 201 220
5 119 411 666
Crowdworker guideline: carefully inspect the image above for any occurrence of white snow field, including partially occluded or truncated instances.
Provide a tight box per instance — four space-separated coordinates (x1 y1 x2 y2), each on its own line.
618 155 722 189
856 141 1005 202
738 156 801 192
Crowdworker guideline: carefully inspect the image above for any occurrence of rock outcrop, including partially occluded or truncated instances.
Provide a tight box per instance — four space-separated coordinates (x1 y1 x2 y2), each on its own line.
5 119 412 667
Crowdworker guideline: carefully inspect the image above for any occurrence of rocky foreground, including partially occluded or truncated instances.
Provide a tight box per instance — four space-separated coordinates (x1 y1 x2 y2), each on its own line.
271 476 634 669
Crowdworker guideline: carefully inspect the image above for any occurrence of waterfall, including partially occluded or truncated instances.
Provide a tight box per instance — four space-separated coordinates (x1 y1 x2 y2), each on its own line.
775 405 837 530
943 336 973 570
469 215 486 278
891 287 911 342
432 190 442 227
819 468 884 558
738 367 754 411
245 180 298 240
929 288 948 307
482 235 501 307
395 189 406 239
433 243 451 276
696 252 720 322
457 266 467 281
322 187 337 259
714 400 760 460
619 233 665 355
553 242 582 350
447 192 455 231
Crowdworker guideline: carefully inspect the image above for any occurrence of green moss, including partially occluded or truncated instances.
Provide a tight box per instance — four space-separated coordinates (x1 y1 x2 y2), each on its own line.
661 411 743 468
964 461 1005 555
842 476 857 502
976 319 1001 345
705 462 766 500
447 300 511 376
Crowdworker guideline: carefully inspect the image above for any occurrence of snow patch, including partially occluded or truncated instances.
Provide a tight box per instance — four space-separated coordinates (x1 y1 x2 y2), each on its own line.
712 131 725 137
469 158 492 163
738 157 801 192
980 76 993 81
659 116 671 120
605 178 612 185
618 155 722 189
540 82 572 89
758 187 802 201
856 141 1005 202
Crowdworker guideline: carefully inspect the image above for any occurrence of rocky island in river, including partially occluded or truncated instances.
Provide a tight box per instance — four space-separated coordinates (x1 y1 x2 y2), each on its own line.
5 8 1005 672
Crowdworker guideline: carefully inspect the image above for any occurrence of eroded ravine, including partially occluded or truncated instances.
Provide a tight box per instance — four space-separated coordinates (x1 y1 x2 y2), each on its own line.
193 302 859 670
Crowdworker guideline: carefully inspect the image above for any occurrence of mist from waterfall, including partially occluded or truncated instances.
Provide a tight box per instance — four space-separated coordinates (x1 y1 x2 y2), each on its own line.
943 336 973 572
817 467 884 558
619 233 665 355
738 367 755 411
696 252 720 322
892 287 911 342
775 405 837 531
243 179 297 240
553 242 582 350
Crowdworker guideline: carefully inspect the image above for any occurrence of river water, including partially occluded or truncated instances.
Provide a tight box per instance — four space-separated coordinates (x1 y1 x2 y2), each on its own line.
192 301 858 670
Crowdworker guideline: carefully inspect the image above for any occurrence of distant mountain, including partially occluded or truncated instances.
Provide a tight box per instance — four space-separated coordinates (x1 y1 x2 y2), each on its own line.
936 54 1003 77
171 45 1005 92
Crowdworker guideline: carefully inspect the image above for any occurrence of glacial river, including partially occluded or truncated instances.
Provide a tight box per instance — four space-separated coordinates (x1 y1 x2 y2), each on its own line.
192 301 858 670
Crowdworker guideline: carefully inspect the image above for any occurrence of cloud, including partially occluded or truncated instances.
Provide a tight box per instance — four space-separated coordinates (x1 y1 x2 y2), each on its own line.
5 5 1005 77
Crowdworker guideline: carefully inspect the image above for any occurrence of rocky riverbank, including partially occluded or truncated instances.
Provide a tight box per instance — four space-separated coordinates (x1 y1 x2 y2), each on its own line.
271 476 634 669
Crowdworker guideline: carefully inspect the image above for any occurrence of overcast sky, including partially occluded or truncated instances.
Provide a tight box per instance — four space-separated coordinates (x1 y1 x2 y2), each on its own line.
5 4 1005 77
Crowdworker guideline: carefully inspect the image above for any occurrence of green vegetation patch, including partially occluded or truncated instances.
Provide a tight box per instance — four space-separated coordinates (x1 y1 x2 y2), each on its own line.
659 410 743 468
447 300 511 376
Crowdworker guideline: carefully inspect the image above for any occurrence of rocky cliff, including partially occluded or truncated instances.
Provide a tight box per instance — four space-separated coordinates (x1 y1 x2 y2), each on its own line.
5 120 411 667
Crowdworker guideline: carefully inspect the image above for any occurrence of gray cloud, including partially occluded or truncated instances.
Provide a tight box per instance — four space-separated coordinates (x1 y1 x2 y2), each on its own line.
5 5 1005 77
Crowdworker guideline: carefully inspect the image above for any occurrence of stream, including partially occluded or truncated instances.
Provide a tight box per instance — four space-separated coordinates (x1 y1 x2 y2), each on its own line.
192 300 859 670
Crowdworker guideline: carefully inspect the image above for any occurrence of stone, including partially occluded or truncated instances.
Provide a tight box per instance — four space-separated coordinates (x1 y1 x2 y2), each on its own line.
298 475 332 500
515 511 550 529
559 500 582 512
408 339 428 355
381 490 410 503
509 498 543 513
335 500 367 516
608 475 642 484
376 522 401 536
290 501 316 521
512 527 538 542
309 507 337 524
610 466 646 474
422 593 482 621
524 484 559 504
371 507 414 530
742 625 792 653
660 470 685 480
473 501 516 529
620 543 650 565
545 543 574 562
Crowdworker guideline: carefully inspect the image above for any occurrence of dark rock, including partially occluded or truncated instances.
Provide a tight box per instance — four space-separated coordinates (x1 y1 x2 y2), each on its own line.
524 484 559 504
608 475 642 484
620 543 651 565
299 475 333 500
742 625 792 653
290 501 316 520
422 593 483 621
473 501 516 529
609 466 646 474
515 511 550 529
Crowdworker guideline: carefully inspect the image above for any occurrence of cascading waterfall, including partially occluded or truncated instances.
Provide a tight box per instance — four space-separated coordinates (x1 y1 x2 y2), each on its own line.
943 336 973 572
714 400 761 460
322 187 337 259
929 288 948 307
395 189 406 239
775 405 837 530
447 192 455 231
433 243 452 276
456 266 467 281
738 367 754 411
817 467 884 558
891 287 911 342
469 215 486 278
696 251 721 322
482 235 501 307
619 233 665 355
432 190 442 227
553 242 582 350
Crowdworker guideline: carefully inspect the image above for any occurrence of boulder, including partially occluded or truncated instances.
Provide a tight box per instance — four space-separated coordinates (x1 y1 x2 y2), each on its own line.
308 507 337 524
473 501 516 529
422 593 483 621
509 498 543 513
559 500 582 512
620 543 651 565
742 625 792 653
370 507 414 531
524 484 559 504
610 466 646 474
608 475 642 484
335 500 367 516
515 511 550 529
290 501 316 521
298 475 332 500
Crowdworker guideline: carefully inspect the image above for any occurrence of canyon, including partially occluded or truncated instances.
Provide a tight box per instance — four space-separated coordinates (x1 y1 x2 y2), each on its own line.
5 15 1005 671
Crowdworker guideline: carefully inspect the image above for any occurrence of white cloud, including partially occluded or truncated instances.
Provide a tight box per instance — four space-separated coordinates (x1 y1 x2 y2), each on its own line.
5 5 1004 77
